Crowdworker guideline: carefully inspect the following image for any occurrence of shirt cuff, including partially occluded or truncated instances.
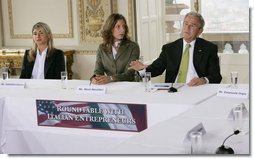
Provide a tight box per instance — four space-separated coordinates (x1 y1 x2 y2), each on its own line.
138 68 146 77
204 77 209 84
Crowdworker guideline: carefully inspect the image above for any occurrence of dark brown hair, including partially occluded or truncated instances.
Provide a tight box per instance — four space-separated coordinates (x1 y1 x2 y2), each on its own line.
101 13 130 51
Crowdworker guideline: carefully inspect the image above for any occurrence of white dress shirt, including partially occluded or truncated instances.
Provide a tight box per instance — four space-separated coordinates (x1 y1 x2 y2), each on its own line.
31 48 47 79
112 41 121 59
176 40 199 83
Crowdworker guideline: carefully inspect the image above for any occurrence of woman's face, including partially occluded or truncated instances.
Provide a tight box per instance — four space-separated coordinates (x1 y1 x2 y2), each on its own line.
32 28 50 46
112 19 126 41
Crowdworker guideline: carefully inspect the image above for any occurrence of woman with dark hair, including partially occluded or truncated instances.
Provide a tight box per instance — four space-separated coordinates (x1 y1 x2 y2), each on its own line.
91 13 140 84
20 22 65 79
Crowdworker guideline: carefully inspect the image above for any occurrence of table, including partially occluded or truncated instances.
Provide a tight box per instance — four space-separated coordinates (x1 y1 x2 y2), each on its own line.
0 79 249 154
108 94 249 154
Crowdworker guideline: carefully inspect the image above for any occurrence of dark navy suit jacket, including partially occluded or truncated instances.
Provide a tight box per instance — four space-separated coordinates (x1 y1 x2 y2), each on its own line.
146 38 222 83
20 48 65 79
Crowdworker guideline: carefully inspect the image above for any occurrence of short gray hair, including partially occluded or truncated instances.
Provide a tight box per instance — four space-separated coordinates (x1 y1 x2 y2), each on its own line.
184 11 205 29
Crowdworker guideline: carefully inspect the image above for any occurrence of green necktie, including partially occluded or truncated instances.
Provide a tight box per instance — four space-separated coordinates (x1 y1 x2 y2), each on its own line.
177 44 191 83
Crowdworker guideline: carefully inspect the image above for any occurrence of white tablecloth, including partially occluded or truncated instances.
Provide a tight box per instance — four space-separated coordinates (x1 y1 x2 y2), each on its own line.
107 95 249 154
0 79 249 154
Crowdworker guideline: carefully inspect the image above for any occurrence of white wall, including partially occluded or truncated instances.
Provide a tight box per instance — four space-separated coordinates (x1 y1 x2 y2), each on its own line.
0 0 135 80
1 0 80 48
219 53 249 84
0 0 3 46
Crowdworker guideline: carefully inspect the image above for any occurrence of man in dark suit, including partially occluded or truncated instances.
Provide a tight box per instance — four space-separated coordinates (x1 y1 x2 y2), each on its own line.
129 11 222 86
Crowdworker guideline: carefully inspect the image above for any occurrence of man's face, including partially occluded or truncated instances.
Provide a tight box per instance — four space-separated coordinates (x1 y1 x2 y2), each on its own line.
181 15 203 43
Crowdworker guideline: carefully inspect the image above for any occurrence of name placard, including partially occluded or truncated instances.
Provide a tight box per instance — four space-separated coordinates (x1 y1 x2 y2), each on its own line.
0 81 25 88
36 99 147 132
228 103 249 119
184 122 206 142
76 85 106 94
217 88 249 99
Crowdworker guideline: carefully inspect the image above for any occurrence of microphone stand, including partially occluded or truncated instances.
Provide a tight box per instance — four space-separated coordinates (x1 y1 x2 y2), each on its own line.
168 82 177 93
215 130 240 154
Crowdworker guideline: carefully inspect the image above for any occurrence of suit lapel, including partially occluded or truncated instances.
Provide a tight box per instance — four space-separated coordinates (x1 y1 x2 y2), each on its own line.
44 50 53 76
193 38 204 65
102 45 116 60
175 39 183 65
115 41 129 60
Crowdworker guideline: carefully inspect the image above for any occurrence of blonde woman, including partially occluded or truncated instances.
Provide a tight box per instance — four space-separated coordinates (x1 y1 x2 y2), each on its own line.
20 22 65 79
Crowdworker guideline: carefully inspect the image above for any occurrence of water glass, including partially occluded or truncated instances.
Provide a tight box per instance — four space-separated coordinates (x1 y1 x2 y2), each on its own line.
144 72 152 92
61 71 68 89
1 67 9 80
2 71 8 80
230 71 238 88
189 131 203 154
232 105 243 131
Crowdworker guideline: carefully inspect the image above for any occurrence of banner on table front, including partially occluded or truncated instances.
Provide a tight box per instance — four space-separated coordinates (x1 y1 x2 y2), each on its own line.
36 99 147 132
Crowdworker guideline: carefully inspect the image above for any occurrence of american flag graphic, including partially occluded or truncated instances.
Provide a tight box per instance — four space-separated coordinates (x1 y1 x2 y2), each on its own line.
36 100 147 132
37 100 92 128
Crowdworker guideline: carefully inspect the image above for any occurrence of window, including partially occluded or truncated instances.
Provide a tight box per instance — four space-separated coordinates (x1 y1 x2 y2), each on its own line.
163 0 249 53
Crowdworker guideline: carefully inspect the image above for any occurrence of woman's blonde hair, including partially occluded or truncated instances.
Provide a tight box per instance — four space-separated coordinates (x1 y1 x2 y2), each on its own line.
28 22 54 62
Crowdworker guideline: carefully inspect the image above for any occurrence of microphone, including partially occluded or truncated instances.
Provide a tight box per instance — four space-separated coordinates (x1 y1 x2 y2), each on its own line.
168 76 178 93
168 82 177 93
215 130 240 154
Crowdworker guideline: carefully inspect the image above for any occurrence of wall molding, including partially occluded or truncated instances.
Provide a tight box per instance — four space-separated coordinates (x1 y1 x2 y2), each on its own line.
78 0 135 54
75 50 96 55
78 0 116 44
128 0 135 41
8 0 73 39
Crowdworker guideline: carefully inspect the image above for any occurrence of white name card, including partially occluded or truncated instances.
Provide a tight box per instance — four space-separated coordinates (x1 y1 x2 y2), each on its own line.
217 88 249 99
0 81 25 89
76 85 106 94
